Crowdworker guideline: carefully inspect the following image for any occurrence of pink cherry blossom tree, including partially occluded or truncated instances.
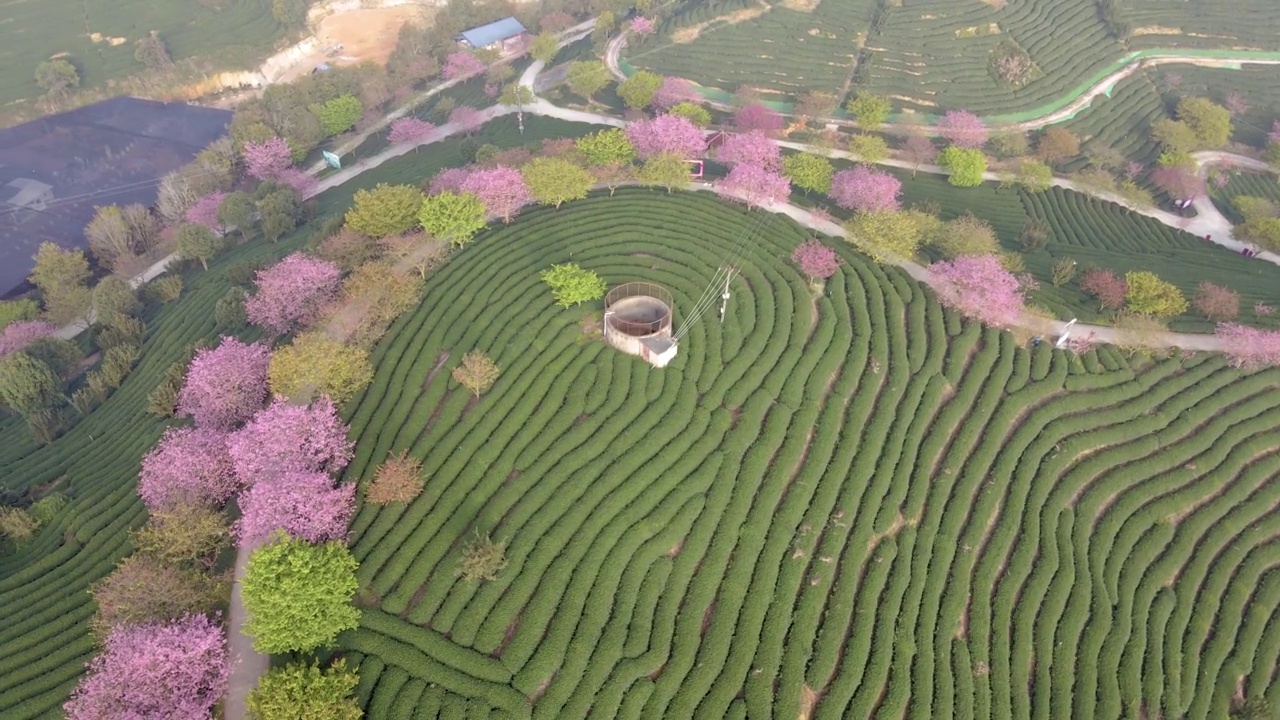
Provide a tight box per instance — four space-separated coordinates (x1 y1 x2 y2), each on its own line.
937 110 989 149
243 137 293 181
443 52 486 81
651 77 699 110
714 164 791 208
733 102 784 136
626 114 707 159
1150 165 1206 202
235 470 356 547
791 239 840 282
829 166 902 212
1270 119 1280 145
1215 323 1280 368
138 426 238 510
244 253 342 335
64 614 229 720
715 131 782 170
177 336 271 430
185 192 227 231
228 397 354 484
276 168 318 197
448 106 484 135
388 116 436 146
929 254 1027 328
629 16 655 35
460 165 533 223
428 166 474 195
0 320 57 357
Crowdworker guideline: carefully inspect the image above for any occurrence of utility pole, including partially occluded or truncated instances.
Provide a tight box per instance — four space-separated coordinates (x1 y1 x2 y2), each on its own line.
718 269 733 323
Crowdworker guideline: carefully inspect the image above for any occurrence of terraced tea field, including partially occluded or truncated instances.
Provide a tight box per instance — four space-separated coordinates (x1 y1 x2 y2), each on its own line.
336 188 1280 719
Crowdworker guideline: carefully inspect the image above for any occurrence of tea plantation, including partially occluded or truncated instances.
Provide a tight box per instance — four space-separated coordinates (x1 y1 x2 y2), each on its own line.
334 189 1280 718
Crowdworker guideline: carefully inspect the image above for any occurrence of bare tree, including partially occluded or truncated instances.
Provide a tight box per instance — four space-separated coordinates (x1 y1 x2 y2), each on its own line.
86 205 136 270
122 204 161 255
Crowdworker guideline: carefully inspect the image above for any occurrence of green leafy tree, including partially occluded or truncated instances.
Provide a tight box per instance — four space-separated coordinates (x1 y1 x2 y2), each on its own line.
418 191 488 246
668 102 711 127
932 213 998 258
130 503 230 570
846 134 888 164
1125 270 1188 317
845 92 892 130
617 70 663 110
938 146 988 187
575 128 635 167
499 83 534 110
35 59 79 96
314 95 363 137
1150 118 1200 154
0 507 40 547
0 353 63 416
271 0 307 27
257 188 300 243
134 32 172 71
344 184 424 238
783 152 834 195
566 61 611 99
540 263 607 308
242 534 361 654
844 210 929 263
248 660 362 720
176 224 223 270
93 276 140 328
219 192 256 238
30 242 92 324
451 350 500 397
0 299 39 331
25 336 83 379
636 152 690 192
1015 159 1052 192
530 32 560 63
522 157 594 208
268 332 374 404
1176 96 1232 148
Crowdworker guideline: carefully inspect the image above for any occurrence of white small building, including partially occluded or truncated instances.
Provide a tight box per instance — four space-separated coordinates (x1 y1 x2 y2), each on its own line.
456 17 529 54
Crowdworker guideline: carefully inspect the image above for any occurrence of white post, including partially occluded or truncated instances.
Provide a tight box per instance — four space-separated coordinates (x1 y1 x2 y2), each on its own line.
719 270 733 323
1055 318 1078 349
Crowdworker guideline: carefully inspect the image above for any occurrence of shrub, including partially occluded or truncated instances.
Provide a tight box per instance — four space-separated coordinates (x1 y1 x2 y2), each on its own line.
457 533 508 582
146 275 184 304
366 450 425 505
214 287 249 329
452 351 501 398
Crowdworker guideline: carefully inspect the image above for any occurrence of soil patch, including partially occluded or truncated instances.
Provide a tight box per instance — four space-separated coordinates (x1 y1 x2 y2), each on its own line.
671 3 769 44
279 6 433 82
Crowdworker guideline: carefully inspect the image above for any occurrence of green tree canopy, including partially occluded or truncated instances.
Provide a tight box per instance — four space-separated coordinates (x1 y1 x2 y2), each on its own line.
242 534 360 654
267 332 374 405
92 276 141 328
35 59 79 96
1176 96 1232 149
522 157 594 208
845 92 892 130
313 95 363 137
1125 270 1188 317
345 183 425 238
846 134 889 164
540 263 607 308
782 152 835 195
636 152 690 193
931 213 999 258
0 299 39 332
567 61 611 99
247 660 362 720
0 352 63 417
668 102 711 128
530 32 560 63
1150 118 1200 154
1014 159 1052 192
575 128 636 167
176 224 224 270
418 191 488 246
938 146 988 187
844 209 931 263
617 70 663 110
218 192 257 238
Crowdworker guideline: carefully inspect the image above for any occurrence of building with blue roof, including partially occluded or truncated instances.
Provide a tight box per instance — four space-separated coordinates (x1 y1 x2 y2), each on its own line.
456 17 529 53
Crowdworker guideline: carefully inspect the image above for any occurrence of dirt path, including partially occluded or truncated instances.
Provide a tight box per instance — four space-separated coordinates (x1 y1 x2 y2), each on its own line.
225 540 267 720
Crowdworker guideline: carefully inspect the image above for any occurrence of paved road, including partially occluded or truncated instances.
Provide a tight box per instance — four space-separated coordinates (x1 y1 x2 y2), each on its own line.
224 540 266 720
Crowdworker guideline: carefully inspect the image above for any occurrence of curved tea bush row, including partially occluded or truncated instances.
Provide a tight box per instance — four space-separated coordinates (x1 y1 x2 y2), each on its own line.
336 188 1280 718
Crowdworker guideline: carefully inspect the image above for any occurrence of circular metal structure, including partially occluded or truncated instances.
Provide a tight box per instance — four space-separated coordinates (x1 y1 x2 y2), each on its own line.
603 282 677 367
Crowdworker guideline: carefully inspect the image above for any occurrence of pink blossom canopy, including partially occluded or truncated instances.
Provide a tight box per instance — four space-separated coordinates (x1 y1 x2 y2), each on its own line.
936 110 989 149
829 166 902 212
276 168 318 197
138 426 238 510
652 77 699 110
243 137 293 181
0 320 58 357
1150 165 1206 202
429 166 475 195
448 106 484 133
64 614 229 720
244 253 342 335
733 103 784 135
626 114 708 160
235 470 356 547
929 254 1027 328
1215 323 1280 368
714 164 791 208
184 192 227 230
792 239 840 280
177 336 271 430
715 131 781 171
629 16 655 35
443 52 486 81
460 165 532 223
228 397 354 484
388 116 436 146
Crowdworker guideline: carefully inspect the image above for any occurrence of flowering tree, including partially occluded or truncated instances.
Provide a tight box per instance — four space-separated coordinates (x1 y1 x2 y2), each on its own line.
387 117 435 147
236 470 355 547
1150 165 1205 201
428 166 474 195
900 133 937 175
1079 268 1128 310
244 253 342 335
629 16 655 35
0 320 57 357
243 137 293 181
138 426 238 510
829 166 902 212
937 110 989 149
276 168 318 197
1215 323 1280 368
461 165 533 222
64 614 229 720
715 131 781 170
734 102 784 135
228 397 354 484
791 239 840 282
185 192 226 231
448 106 484 135
651 77 699 110
625 113 707 159
442 52 486 81
929 254 1027 327
1193 281 1240 321
715 164 791 208
177 337 271 429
